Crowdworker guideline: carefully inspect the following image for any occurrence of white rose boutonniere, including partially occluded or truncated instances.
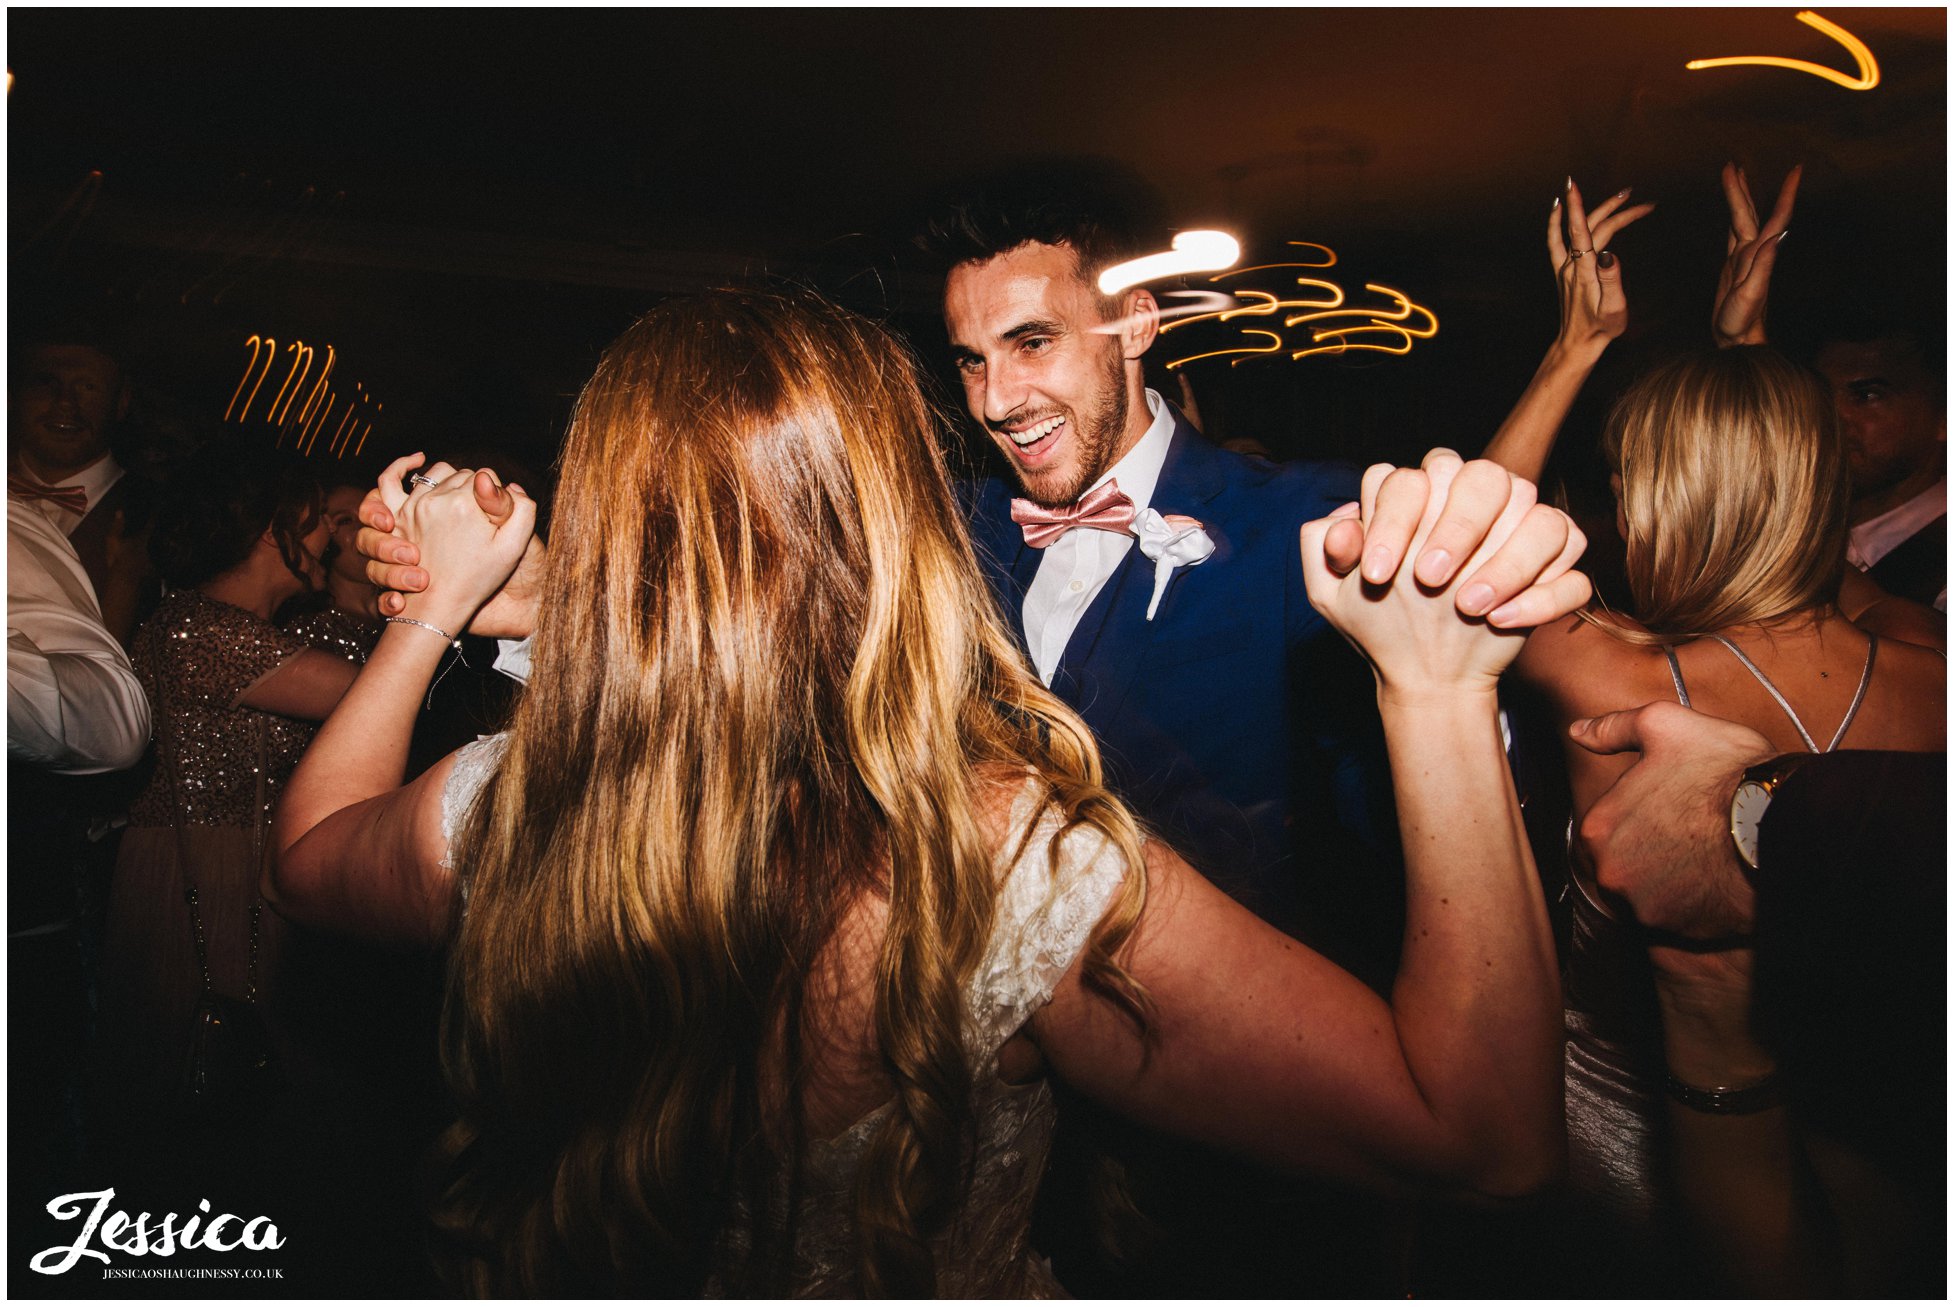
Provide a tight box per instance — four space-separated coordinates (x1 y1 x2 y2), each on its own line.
1131 509 1216 620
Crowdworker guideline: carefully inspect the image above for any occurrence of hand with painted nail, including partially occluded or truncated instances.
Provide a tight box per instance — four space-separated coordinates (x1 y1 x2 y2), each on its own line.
1482 179 1653 483
1552 178 1656 361
1713 162 1800 348
1303 449 1592 698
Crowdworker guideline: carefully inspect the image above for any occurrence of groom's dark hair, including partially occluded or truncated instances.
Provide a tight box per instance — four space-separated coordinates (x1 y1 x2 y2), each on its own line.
915 158 1165 293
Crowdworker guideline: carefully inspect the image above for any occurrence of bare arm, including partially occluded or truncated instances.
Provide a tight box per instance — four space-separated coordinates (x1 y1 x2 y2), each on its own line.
1036 454 1588 1196
269 460 535 947
1484 180 1652 481
1570 704 1838 1293
236 648 359 719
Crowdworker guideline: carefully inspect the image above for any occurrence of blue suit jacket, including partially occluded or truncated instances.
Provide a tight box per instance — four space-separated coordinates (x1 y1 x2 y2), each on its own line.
968 414 1394 935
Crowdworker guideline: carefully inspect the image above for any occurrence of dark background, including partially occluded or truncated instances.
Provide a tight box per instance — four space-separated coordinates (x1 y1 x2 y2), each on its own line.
9 7 1946 491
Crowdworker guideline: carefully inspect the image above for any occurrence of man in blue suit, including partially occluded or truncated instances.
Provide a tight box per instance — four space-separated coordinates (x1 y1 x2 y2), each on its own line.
922 193 1404 1297
925 196 1389 943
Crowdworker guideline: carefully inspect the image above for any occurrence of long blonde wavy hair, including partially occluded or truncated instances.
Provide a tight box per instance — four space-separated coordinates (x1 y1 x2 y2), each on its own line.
1594 345 1848 644
431 288 1149 1296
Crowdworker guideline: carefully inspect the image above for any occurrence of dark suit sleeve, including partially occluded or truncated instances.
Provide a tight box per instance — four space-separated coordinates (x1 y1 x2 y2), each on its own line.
1281 460 1362 646
1751 750 1945 1076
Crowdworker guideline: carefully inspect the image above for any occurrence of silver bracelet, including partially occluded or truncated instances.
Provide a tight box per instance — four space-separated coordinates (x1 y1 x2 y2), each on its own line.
384 615 460 648
385 616 470 707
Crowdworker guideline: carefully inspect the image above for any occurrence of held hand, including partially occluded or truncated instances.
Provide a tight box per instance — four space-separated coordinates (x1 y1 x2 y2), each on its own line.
1548 178 1655 362
1321 449 1591 629
377 456 537 637
359 453 545 639
1305 450 1592 697
1569 702 1775 941
1712 162 1800 348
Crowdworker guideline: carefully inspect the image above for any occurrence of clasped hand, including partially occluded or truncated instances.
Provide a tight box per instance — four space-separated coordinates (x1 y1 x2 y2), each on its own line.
365 453 536 638
1303 450 1591 697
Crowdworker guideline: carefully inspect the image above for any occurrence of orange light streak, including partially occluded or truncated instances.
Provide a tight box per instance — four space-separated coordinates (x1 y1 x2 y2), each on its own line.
1686 10 1878 90
325 407 357 459
266 341 312 427
1165 329 1286 370
224 335 266 422
237 337 276 422
294 346 336 430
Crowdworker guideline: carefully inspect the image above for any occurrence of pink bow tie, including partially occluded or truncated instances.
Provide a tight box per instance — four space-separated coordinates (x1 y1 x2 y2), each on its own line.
1011 480 1137 549
9 475 87 515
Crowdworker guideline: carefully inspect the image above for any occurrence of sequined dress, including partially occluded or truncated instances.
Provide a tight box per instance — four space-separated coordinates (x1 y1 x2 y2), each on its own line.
282 603 379 666
440 737 1129 1296
98 589 319 1113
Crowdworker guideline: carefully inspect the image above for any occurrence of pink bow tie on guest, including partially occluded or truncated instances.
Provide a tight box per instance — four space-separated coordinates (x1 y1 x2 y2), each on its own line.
1010 480 1136 548
8 475 87 515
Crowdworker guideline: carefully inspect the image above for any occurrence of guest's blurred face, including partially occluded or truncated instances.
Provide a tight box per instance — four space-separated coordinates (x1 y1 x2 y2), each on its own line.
1815 338 1945 501
12 345 127 481
944 241 1135 508
322 485 369 586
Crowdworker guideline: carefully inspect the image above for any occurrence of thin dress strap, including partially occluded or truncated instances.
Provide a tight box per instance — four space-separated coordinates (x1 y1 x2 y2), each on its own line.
1661 646 1692 708
1707 633 1877 753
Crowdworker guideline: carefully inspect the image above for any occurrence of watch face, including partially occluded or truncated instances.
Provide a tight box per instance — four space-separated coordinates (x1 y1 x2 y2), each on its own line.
1731 779 1771 869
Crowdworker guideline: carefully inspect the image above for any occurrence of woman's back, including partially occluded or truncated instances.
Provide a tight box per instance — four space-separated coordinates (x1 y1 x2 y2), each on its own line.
441 737 1123 1296
1518 609 1945 819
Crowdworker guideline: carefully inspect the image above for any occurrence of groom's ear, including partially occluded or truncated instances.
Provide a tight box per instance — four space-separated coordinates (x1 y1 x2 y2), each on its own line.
1116 287 1158 361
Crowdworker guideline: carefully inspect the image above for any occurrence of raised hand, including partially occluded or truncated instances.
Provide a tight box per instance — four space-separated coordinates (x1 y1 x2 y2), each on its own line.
358 453 546 639
1550 178 1656 360
1712 162 1800 348
393 461 535 637
1307 450 1591 698
1482 180 1653 482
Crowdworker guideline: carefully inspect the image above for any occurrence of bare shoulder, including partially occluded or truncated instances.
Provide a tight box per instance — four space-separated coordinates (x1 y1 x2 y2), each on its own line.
971 762 1038 848
1514 612 1674 722
1865 636 1948 748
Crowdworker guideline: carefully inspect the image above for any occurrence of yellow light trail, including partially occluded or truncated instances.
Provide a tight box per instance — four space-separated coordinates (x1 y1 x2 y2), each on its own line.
224 335 266 422
267 341 312 428
1686 10 1878 90
1165 329 1286 370
294 346 336 430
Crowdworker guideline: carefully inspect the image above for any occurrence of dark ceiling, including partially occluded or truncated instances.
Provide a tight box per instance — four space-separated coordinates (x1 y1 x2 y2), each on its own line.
8 8 1947 476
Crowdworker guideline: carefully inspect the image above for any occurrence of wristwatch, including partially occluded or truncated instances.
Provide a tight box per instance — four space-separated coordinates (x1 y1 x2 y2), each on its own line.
1729 754 1813 874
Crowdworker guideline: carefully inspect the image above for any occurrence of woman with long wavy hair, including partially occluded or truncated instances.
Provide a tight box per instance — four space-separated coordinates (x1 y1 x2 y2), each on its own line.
271 288 1588 1296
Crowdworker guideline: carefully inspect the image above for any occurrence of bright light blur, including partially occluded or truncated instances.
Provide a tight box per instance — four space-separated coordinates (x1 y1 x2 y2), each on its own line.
1097 230 1241 295
1687 10 1878 90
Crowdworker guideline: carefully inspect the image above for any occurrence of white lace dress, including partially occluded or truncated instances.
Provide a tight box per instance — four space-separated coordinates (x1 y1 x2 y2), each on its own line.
441 735 1129 1297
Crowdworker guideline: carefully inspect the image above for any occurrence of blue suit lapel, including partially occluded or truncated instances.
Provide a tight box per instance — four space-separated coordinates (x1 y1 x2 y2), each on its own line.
968 478 1041 649
1056 414 1230 718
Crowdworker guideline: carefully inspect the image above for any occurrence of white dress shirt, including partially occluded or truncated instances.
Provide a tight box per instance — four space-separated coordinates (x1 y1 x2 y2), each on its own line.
7 495 151 773
1848 475 1946 611
11 453 125 537
1020 389 1176 685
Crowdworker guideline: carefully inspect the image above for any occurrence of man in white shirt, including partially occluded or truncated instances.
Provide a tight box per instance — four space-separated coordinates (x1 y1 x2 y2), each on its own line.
10 337 149 641
1815 330 1945 610
7 499 151 775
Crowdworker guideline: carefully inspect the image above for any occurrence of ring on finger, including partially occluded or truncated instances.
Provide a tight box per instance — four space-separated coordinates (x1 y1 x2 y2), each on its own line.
409 473 438 489
1568 248 1592 259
